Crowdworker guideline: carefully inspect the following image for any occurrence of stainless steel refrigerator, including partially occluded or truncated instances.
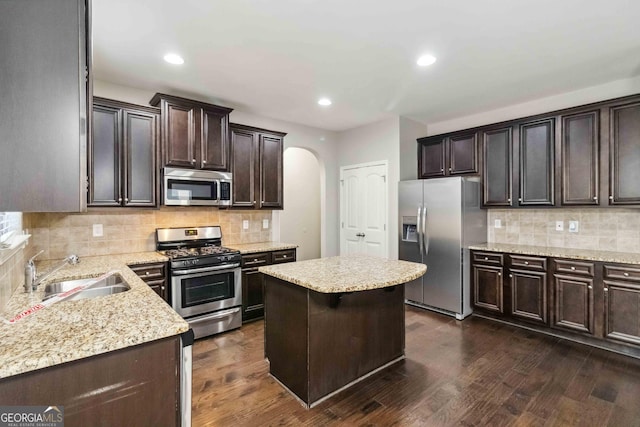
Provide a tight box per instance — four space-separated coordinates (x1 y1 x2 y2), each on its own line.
399 177 486 320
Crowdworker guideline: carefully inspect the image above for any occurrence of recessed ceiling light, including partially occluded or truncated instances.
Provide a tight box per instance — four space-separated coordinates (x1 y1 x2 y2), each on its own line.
163 53 184 65
417 54 437 67
318 98 332 106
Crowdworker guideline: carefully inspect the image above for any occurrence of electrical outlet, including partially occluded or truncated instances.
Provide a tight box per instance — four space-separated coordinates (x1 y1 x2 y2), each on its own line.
262 219 269 229
93 224 103 237
242 220 249 230
494 219 502 228
555 221 564 231
568 221 579 233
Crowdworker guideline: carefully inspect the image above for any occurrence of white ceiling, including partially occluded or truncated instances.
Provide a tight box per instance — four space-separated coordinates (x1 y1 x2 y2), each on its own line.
93 0 640 131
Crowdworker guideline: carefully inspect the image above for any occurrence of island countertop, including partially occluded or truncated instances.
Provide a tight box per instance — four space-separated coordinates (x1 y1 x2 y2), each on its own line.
226 241 298 254
0 252 188 379
258 255 426 293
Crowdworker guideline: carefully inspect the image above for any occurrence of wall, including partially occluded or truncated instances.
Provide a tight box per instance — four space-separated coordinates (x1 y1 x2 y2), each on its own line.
488 208 640 253
93 80 340 257
23 209 272 261
399 117 428 181
426 75 640 136
337 117 400 259
280 148 321 261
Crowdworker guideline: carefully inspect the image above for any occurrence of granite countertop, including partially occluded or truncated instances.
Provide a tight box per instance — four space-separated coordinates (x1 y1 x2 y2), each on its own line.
258 255 426 293
226 242 298 254
469 243 640 265
0 252 188 379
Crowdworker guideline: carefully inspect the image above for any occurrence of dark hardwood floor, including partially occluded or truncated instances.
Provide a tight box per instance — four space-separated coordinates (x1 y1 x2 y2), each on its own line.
192 306 640 426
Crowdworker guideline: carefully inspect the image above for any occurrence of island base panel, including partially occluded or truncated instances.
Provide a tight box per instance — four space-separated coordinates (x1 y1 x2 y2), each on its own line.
264 276 405 406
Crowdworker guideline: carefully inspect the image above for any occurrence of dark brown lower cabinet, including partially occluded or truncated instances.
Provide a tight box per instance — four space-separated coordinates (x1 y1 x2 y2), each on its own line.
472 250 640 355
241 249 297 322
603 280 640 346
472 264 503 313
129 262 169 302
552 274 594 335
0 336 181 426
509 269 547 325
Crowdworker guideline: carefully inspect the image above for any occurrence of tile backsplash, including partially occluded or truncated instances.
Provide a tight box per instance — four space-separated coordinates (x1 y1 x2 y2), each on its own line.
0 247 25 308
488 208 640 253
23 208 273 261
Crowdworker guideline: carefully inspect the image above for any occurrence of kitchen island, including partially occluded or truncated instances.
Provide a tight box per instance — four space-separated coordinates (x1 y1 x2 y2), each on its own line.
259 255 426 408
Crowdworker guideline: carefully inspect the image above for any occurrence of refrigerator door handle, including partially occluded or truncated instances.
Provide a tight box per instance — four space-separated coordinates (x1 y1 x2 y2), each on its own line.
417 205 423 257
423 205 430 254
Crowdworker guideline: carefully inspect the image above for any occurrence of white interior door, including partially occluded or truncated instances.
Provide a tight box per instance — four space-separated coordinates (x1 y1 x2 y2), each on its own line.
340 162 388 257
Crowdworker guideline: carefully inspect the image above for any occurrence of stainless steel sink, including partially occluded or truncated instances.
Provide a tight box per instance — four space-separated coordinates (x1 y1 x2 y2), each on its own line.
42 273 130 302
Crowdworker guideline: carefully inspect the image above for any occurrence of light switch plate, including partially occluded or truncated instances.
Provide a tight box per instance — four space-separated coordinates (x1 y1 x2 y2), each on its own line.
262 219 269 229
494 219 502 228
555 221 564 231
568 221 579 233
242 220 249 230
93 224 103 237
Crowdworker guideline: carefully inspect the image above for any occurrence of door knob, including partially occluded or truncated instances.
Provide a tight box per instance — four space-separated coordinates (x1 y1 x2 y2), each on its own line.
356 232 365 237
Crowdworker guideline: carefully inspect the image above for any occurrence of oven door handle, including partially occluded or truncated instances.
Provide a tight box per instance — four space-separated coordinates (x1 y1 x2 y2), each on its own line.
171 263 241 276
202 307 240 320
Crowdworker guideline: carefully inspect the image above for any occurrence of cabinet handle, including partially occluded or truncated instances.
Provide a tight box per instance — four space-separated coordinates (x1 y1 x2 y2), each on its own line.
254 259 258 262
624 272 630 277
518 198 522 202
604 287 609 292
609 195 614 200
191 158 196 164
124 197 129 202
440 169 444 172
448 167 452 171
145 271 150 275
118 197 122 202
283 255 287 258
507 198 511 203
588 285 593 290
161 286 165 291
252 201 256 205
509 274 513 278
484 257 488 260
202 160 207 164
498 272 501 277
570 266 576 271
593 196 597 201
524 261 529 265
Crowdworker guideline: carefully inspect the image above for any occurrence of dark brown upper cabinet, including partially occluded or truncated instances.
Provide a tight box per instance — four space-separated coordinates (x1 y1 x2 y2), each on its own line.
230 123 286 209
418 132 478 178
609 101 640 205
518 118 555 206
560 111 600 206
481 127 513 207
149 93 233 171
89 98 159 207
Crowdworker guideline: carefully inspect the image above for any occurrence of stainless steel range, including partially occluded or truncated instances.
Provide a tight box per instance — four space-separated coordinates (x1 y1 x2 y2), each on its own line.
156 226 242 339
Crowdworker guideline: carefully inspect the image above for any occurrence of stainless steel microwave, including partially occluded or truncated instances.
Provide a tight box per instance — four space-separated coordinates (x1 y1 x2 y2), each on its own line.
163 167 232 207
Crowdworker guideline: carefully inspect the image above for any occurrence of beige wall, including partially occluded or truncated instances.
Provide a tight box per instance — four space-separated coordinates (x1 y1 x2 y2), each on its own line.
23 208 272 261
488 208 640 253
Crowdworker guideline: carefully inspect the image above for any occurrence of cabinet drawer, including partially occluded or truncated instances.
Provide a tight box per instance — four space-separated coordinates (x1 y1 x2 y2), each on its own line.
604 264 640 282
510 255 546 270
129 263 166 281
242 253 271 267
272 249 296 264
554 259 595 277
472 252 503 265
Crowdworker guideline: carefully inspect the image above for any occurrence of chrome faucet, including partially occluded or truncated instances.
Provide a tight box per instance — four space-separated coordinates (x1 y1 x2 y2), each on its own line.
24 252 79 292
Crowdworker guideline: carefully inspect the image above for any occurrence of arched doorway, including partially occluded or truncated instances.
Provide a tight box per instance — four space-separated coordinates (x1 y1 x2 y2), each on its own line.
278 147 321 260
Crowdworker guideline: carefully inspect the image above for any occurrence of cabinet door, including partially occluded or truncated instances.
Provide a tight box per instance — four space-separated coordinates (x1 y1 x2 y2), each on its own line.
201 107 229 171
561 111 599 205
509 269 547 324
482 127 512 206
123 110 157 207
448 133 477 175
147 279 168 302
162 100 198 168
260 134 283 209
89 105 121 206
472 265 503 313
230 126 257 207
418 138 446 178
604 280 640 345
242 269 265 322
609 102 640 204
553 274 594 335
519 119 554 206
